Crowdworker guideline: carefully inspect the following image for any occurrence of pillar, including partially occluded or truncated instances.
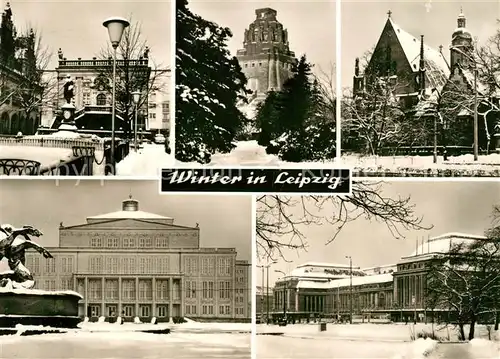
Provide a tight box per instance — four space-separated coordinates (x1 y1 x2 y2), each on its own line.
295 291 299 312
84 277 88 317
118 277 122 316
135 277 139 317
101 277 105 316
152 277 156 318
169 277 173 320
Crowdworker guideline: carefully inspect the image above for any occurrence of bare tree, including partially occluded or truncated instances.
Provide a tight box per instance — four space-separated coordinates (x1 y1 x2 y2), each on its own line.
426 232 500 340
439 28 500 153
98 17 170 137
256 181 431 261
315 62 336 124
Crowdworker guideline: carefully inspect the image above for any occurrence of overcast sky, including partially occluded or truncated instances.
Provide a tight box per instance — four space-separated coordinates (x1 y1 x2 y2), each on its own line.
341 0 500 87
0 179 251 262
258 180 500 287
5 0 170 69
186 0 335 77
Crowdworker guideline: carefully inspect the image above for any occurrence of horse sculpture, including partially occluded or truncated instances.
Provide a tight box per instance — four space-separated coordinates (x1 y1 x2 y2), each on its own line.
0 224 52 289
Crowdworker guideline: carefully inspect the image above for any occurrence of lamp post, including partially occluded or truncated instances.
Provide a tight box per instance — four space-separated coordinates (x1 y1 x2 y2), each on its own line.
257 262 276 324
345 256 353 324
449 43 479 161
131 90 141 152
103 17 130 174
275 270 287 322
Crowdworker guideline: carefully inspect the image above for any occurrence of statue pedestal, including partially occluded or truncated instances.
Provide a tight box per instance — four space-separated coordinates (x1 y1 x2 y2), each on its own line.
0 288 83 328
57 103 78 132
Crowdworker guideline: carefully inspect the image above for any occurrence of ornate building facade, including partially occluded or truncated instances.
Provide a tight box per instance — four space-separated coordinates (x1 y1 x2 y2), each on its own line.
236 8 296 117
270 233 485 323
26 197 251 322
0 2 41 135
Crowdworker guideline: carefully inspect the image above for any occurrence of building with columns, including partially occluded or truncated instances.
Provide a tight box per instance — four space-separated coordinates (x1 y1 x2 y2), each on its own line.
269 233 485 323
236 8 296 117
26 196 251 322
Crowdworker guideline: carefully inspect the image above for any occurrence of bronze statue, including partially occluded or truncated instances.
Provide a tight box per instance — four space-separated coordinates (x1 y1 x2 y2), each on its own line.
0 224 52 290
63 75 75 104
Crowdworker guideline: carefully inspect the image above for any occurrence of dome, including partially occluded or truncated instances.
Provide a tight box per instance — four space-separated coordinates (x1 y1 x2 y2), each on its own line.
453 27 472 38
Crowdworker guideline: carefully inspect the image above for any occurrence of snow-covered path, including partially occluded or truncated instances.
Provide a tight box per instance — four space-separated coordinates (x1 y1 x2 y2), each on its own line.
430 343 472 359
115 143 173 176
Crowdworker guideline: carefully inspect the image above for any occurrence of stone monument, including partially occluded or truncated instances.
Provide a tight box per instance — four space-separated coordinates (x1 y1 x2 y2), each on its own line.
58 75 78 133
0 224 82 328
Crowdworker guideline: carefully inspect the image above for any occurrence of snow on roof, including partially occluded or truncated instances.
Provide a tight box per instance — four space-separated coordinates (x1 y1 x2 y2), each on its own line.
404 232 485 258
389 18 450 89
87 210 171 220
296 280 332 290
329 273 393 289
296 262 352 268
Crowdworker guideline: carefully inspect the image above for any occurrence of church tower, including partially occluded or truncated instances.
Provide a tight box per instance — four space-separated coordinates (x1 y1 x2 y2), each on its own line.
236 8 296 96
0 2 16 67
450 8 473 69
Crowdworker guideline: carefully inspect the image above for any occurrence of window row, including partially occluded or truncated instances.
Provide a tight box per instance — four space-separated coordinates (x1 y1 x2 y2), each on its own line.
88 304 170 318
184 257 233 276
26 256 73 274
89 256 169 274
89 234 194 248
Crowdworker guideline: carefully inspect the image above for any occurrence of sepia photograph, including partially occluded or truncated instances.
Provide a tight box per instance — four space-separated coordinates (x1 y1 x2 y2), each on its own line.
255 181 500 358
176 0 336 165
0 180 251 358
341 0 500 177
0 1 171 177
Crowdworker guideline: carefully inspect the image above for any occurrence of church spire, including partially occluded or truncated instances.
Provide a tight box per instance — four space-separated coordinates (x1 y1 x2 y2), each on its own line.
457 7 466 28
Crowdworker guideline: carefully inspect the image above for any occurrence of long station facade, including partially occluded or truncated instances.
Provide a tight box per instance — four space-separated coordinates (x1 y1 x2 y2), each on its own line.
26 197 251 322
270 233 485 323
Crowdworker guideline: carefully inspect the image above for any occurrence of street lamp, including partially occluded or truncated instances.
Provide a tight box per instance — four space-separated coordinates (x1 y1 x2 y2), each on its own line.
345 256 353 324
449 43 479 161
275 270 287 323
103 17 130 174
131 90 141 152
257 262 276 324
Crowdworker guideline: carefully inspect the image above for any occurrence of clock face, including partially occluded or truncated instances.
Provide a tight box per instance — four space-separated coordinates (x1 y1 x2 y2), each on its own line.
63 110 71 120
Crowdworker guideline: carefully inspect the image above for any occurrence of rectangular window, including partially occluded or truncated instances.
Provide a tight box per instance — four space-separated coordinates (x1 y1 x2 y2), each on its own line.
186 281 191 298
139 305 151 317
208 281 214 299
191 305 196 314
208 305 214 315
225 305 231 315
219 305 224 315
185 305 191 315
157 305 167 318
89 305 100 317
156 280 169 300
122 279 135 301
202 281 208 299
123 305 134 317
138 280 153 300
89 279 102 300
105 279 119 300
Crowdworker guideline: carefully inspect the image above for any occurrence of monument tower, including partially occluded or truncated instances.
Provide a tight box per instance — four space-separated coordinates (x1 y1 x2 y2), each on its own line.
236 8 296 99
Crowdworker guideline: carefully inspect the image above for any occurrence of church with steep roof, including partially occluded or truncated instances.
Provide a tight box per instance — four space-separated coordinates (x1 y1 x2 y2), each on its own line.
350 9 500 153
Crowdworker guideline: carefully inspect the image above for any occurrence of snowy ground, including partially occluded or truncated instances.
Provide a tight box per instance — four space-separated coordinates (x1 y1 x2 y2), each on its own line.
0 331 250 359
173 141 339 168
116 143 173 176
0 321 250 359
343 153 500 176
256 323 499 358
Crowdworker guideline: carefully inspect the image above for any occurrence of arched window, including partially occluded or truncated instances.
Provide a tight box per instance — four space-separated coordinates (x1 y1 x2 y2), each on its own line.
96 93 106 106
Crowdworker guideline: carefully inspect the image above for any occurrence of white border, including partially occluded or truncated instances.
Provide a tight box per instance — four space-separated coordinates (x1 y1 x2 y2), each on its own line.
250 194 257 359
169 0 176 161
335 0 342 161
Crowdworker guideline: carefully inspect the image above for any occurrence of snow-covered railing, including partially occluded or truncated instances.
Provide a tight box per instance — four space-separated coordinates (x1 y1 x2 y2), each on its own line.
0 137 105 151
